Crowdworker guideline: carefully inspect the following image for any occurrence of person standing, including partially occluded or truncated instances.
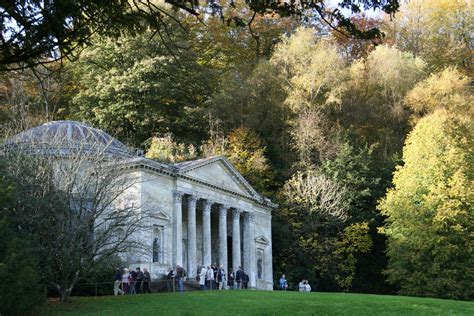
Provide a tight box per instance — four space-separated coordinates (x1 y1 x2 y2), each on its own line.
243 272 249 289
199 266 206 290
227 271 234 290
304 280 311 292
114 268 123 295
235 267 244 289
211 264 218 289
166 267 175 292
298 279 305 292
135 267 144 294
216 265 225 290
176 265 187 293
129 268 137 294
206 266 214 290
142 268 151 294
279 274 288 291
122 268 130 294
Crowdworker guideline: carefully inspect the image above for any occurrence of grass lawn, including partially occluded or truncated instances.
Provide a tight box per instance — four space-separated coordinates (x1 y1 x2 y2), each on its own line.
39 290 474 315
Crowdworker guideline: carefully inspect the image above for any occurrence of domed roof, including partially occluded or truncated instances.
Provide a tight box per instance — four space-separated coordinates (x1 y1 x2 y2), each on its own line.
3 120 134 158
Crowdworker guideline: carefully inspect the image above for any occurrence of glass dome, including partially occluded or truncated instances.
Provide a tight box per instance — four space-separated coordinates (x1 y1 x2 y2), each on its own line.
3 120 134 158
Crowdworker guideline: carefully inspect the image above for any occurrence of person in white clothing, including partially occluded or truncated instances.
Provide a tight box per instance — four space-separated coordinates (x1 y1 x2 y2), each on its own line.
206 266 215 290
122 268 130 294
298 280 305 292
199 266 206 290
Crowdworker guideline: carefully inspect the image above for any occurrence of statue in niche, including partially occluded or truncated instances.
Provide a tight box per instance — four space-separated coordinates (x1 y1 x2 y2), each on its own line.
257 251 263 279
152 232 161 263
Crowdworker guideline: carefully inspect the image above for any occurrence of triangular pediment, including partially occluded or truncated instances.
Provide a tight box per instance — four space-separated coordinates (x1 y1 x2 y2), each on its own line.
175 156 260 199
152 211 170 221
254 235 270 245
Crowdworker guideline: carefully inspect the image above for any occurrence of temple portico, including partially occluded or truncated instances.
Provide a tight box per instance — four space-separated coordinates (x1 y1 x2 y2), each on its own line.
170 188 268 289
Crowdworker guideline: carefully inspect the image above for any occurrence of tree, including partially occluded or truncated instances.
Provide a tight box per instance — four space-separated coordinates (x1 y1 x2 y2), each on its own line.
271 28 348 113
379 109 473 300
202 127 273 194
283 170 349 225
209 60 292 182
340 44 425 159
384 0 472 74
0 0 400 70
270 28 348 168
404 67 473 119
146 134 198 163
67 29 214 147
0 169 44 314
1 131 149 302
332 222 372 291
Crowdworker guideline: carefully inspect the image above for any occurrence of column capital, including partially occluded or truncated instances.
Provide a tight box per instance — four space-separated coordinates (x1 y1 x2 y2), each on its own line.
203 200 212 213
232 208 243 218
243 211 255 222
188 195 198 205
219 204 229 217
172 190 184 201
202 198 215 205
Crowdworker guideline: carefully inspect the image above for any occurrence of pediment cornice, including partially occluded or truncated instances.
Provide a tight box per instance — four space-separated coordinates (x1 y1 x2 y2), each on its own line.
120 156 278 209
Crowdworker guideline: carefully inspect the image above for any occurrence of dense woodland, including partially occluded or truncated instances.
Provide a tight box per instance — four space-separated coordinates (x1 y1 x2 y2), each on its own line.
0 0 472 312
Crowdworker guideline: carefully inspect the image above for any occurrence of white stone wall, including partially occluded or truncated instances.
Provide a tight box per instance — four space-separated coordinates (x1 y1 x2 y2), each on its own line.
121 163 274 289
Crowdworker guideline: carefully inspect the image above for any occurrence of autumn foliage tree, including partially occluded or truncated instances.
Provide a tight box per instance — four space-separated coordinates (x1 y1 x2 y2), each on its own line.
379 109 473 300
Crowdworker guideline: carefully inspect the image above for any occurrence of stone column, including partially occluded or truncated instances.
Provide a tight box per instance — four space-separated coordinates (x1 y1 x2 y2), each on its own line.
243 212 256 288
187 195 197 277
218 204 229 272
232 208 242 273
172 190 184 266
202 199 212 267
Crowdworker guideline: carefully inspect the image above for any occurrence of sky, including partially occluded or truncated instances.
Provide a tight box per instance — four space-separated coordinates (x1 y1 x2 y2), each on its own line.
325 0 388 18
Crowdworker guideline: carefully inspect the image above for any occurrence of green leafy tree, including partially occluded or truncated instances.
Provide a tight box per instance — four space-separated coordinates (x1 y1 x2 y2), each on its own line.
68 29 214 147
209 60 292 181
0 0 400 70
332 222 373 291
379 109 474 300
0 166 44 314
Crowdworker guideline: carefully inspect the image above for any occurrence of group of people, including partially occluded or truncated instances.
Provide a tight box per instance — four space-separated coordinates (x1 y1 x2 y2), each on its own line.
114 267 151 295
279 274 312 292
197 264 249 290
114 268 311 294
298 279 311 292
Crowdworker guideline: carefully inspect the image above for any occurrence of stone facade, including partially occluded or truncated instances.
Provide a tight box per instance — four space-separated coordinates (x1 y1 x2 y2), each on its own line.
125 155 276 290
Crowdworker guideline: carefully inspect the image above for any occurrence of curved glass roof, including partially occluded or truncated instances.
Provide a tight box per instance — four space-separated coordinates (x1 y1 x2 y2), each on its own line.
3 120 134 158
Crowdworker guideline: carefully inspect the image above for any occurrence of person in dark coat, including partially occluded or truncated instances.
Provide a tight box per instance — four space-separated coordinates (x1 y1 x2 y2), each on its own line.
129 269 137 294
114 268 123 295
235 267 244 289
166 267 175 292
176 265 187 293
142 268 151 293
135 267 144 294
227 271 234 289
243 272 249 289
212 263 218 289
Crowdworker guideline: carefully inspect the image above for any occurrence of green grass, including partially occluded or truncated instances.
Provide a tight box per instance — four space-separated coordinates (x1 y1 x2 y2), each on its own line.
39 291 474 316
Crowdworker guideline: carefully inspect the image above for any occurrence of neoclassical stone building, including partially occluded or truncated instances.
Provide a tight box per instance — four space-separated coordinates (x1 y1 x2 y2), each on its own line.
4 121 276 290
134 155 276 290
